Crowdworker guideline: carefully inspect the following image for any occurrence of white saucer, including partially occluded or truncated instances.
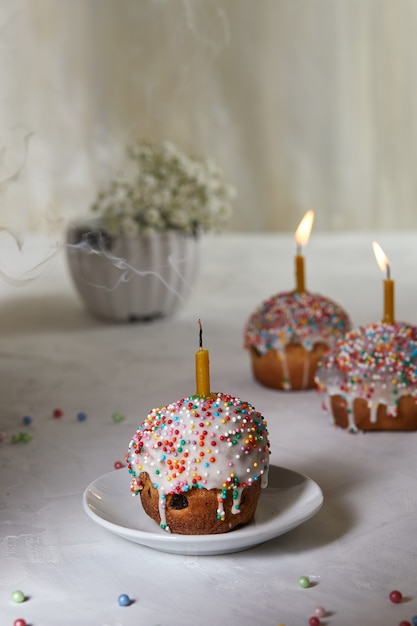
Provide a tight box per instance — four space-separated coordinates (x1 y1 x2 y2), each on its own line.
83 465 323 556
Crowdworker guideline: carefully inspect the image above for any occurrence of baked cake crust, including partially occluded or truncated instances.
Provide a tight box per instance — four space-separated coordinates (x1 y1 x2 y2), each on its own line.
328 395 417 432
249 343 329 391
139 472 262 534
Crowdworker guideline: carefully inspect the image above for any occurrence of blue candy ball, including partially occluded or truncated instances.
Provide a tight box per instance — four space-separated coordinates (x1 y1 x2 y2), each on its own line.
22 416 32 426
411 616 417 626
118 593 130 607
77 412 87 422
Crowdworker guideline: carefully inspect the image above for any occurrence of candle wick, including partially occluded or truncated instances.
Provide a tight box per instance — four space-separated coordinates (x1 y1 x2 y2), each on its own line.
296 243 302 256
198 318 203 348
386 264 391 280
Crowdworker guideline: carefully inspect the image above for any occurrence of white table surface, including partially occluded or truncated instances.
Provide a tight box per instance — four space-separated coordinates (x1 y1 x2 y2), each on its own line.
1 231 417 626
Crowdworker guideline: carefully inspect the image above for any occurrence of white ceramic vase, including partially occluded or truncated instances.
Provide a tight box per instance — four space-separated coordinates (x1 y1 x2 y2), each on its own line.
66 219 200 321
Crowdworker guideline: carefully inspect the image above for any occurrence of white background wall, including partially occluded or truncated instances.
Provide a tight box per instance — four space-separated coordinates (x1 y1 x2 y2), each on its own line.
1 0 417 234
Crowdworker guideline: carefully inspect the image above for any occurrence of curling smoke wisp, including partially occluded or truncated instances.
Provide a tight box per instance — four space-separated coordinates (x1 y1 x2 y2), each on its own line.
66 232 197 302
0 228 61 286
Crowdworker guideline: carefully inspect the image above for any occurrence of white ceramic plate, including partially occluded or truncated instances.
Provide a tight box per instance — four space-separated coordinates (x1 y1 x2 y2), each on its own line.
83 465 323 556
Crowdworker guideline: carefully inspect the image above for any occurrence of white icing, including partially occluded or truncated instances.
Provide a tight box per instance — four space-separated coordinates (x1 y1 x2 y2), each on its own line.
244 290 351 357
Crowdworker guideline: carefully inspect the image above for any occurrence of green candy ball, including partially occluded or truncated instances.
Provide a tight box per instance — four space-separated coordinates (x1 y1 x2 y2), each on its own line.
11 589 25 603
298 576 310 588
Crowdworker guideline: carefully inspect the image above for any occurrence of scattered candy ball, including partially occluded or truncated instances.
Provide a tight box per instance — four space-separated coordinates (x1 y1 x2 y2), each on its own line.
309 618 320 626
298 576 310 588
22 416 32 426
390 590 403 604
399 621 411 626
112 411 125 423
53 408 63 418
114 461 124 469
11 432 32 444
0 431 6 442
13 620 27 626
118 593 131 607
11 589 25 603
314 606 326 618
411 616 417 626
77 411 87 422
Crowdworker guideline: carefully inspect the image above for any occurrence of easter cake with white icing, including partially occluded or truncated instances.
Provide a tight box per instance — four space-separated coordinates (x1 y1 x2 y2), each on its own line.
315 321 417 431
244 290 351 391
126 392 270 534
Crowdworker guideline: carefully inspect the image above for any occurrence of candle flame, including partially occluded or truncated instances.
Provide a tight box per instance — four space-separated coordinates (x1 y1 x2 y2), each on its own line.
294 210 314 248
372 241 390 277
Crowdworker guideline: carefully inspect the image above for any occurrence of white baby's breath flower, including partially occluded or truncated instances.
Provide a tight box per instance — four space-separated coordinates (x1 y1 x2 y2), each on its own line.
169 209 190 229
92 140 235 236
120 216 139 236
145 207 161 225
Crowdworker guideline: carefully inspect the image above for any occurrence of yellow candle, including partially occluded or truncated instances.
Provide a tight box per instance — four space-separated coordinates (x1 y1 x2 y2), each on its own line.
195 320 210 396
294 210 314 293
372 241 395 324
295 254 305 293
383 278 395 324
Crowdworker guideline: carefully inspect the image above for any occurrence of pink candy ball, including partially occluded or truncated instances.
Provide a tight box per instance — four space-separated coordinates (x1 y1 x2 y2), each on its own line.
314 606 326 618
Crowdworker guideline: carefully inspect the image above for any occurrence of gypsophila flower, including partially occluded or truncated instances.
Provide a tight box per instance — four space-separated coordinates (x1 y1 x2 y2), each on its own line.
91 141 235 236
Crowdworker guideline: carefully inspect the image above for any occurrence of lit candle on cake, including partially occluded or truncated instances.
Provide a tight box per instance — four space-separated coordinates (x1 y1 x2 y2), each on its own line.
294 210 314 292
372 241 395 324
195 319 210 396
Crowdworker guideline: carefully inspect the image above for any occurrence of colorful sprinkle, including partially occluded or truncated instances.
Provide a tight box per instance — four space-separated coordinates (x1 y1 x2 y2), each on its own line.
244 290 351 356
11 590 25 603
298 576 310 588
118 593 131 606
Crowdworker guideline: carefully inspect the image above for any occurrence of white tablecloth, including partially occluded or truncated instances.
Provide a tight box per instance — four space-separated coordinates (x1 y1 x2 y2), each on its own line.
1 232 417 626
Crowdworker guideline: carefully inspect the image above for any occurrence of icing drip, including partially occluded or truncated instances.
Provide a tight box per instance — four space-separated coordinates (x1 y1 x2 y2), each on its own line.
244 290 351 357
126 392 270 531
277 348 291 390
316 321 417 426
